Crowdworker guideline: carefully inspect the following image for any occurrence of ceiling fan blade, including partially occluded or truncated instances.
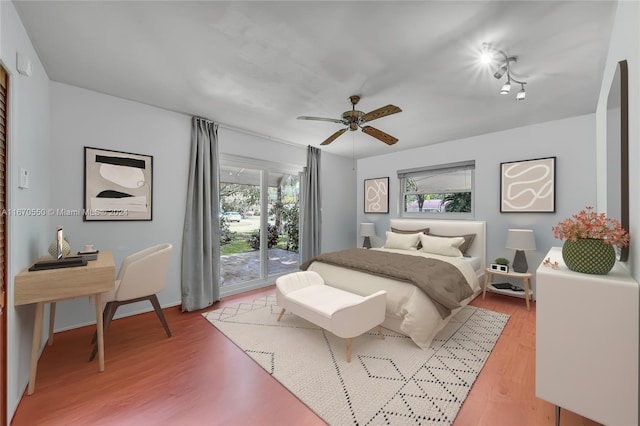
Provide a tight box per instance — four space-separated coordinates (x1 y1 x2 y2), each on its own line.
297 116 346 125
320 128 347 145
361 126 398 145
361 105 402 122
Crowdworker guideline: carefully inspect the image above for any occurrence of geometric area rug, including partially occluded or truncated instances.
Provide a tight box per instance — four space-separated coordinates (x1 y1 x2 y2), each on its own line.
203 294 509 426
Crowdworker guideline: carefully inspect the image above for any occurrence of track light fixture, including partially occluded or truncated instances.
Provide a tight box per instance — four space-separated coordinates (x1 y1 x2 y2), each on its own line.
482 44 527 101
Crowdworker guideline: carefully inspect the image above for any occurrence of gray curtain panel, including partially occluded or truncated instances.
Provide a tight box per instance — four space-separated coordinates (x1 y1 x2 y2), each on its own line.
181 117 221 311
300 145 321 263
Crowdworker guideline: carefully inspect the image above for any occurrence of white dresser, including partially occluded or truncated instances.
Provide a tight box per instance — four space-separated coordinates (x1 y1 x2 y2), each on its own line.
536 246 639 425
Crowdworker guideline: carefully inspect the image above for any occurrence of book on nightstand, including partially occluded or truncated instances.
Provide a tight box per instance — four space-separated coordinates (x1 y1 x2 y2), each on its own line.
491 282 524 292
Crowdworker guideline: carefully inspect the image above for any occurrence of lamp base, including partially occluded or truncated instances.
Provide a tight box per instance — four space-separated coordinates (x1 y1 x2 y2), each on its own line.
512 250 528 273
362 236 371 249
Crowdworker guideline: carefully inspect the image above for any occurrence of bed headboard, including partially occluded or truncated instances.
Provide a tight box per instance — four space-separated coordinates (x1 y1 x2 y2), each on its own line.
389 219 486 267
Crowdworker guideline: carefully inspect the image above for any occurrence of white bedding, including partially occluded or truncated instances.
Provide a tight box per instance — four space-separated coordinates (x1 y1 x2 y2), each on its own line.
307 219 486 349
307 248 481 350
465 256 482 274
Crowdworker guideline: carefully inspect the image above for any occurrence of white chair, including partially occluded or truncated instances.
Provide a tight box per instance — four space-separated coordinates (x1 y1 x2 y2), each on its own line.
89 243 173 360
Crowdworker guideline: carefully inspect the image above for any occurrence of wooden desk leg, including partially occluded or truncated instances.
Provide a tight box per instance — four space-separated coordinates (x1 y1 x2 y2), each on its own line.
482 272 491 299
48 302 56 345
27 302 45 395
523 277 531 310
95 293 105 372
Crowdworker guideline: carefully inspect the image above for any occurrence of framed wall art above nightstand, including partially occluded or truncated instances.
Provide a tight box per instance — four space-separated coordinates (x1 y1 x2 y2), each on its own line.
364 177 389 214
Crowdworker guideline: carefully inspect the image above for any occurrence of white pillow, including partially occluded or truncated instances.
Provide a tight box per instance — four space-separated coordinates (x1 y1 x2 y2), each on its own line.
419 234 465 257
383 231 421 250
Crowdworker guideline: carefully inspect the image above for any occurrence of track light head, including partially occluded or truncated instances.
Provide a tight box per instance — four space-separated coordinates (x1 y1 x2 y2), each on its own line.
516 85 526 100
493 63 507 79
500 81 511 94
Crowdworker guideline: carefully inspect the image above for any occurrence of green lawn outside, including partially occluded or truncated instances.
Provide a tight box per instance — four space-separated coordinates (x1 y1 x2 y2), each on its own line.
221 234 293 255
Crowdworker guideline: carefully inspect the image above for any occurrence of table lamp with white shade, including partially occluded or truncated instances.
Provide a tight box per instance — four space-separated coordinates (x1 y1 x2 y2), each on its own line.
506 229 536 273
360 223 376 249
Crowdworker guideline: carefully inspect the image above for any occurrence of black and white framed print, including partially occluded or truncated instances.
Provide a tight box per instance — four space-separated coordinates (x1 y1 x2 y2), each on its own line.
84 147 153 221
364 177 389 214
500 156 555 213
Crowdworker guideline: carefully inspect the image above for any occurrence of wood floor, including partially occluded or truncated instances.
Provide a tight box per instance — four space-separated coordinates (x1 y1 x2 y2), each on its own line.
11 287 600 426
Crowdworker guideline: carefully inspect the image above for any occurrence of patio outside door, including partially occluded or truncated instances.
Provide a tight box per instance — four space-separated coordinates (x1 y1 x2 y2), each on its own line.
219 161 300 296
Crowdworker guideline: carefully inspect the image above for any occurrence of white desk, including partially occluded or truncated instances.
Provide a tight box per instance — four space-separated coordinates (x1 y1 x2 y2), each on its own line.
14 251 115 395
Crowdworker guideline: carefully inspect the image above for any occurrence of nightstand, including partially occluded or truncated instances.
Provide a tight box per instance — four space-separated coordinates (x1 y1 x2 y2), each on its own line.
482 267 533 310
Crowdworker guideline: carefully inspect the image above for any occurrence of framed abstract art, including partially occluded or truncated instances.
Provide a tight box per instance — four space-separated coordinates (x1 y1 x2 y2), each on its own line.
84 147 153 221
500 157 555 213
364 177 389 214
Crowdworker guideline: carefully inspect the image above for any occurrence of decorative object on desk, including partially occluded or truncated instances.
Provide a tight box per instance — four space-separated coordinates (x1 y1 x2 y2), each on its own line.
359 222 376 249
500 156 556 212
48 236 70 258
505 229 536 273
363 177 389 213
552 206 630 275
84 147 153 221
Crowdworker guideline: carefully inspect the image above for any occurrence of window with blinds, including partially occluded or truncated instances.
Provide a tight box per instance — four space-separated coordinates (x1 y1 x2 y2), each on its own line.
398 160 475 217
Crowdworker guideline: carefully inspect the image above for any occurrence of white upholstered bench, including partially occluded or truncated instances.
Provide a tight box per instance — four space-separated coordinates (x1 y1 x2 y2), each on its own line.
275 270 386 362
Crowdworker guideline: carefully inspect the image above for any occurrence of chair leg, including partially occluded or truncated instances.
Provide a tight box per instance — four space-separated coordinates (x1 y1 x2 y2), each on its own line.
89 295 170 361
89 301 118 361
277 308 286 321
90 301 116 345
149 294 171 337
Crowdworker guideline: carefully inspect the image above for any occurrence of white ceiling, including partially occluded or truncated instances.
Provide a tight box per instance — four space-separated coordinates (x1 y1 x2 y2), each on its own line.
13 1 617 159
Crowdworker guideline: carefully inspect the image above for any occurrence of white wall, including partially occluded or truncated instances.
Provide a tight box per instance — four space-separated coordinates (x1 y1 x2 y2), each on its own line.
49 82 191 330
357 113 597 292
596 0 640 281
1 1 52 421
320 155 357 253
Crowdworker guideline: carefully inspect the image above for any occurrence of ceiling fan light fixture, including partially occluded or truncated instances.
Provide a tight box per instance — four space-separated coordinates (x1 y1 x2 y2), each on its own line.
298 95 402 146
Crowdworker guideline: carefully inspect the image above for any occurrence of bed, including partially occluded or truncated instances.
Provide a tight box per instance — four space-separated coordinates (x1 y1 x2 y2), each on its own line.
303 219 486 349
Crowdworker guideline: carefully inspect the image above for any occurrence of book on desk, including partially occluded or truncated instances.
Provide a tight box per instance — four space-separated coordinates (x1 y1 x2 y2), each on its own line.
29 256 88 271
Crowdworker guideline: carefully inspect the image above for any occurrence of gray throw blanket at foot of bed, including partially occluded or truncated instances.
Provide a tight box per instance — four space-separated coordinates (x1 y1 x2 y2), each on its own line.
300 248 473 318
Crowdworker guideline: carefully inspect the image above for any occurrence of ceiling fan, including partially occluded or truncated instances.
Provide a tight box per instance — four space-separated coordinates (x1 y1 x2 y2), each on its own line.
297 95 402 146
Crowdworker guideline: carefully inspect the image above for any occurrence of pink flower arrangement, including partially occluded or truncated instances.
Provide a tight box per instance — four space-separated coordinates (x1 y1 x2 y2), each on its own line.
552 206 630 248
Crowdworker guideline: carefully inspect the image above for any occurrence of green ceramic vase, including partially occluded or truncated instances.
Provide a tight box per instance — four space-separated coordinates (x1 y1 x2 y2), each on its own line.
561 238 616 275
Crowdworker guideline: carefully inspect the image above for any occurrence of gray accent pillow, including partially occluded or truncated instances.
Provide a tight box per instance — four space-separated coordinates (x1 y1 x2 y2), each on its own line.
427 232 476 256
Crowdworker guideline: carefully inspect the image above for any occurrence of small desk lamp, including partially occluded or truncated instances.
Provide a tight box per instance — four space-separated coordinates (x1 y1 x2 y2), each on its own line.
360 223 376 249
506 229 536 273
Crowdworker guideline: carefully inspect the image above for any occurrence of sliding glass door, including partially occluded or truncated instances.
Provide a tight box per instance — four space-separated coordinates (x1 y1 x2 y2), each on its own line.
219 156 301 296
